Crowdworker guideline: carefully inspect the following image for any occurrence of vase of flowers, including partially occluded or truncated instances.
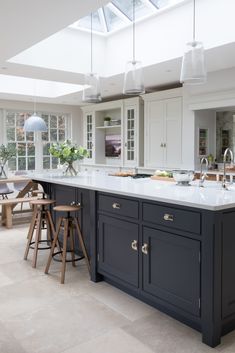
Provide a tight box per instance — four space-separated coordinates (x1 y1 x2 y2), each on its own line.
49 140 88 176
0 144 15 179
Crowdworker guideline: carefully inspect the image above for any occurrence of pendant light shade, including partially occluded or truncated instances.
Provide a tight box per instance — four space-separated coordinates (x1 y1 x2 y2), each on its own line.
24 113 47 132
123 60 145 95
123 0 145 95
180 41 206 85
83 72 101 103
82 13 101 103
180 0 207 85
23 81 47 132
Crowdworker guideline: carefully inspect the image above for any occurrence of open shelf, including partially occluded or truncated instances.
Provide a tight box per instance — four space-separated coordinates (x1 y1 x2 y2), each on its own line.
96 125 121 129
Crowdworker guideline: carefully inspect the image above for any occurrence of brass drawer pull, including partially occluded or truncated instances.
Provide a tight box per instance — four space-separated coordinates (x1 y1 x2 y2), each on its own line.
70 201 81 207
142 243 148 255
131 240 138 251
112 202 121 209
163 213 174 222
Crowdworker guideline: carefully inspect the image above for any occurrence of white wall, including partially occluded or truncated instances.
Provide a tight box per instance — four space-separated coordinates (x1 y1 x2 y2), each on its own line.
0 100 83 146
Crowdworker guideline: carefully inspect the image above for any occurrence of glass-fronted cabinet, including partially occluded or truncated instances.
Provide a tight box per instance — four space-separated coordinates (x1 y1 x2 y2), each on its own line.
84 112 95 164
124 98 144 167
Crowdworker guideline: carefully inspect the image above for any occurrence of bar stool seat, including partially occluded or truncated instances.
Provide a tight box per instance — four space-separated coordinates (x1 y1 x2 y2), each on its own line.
24 199 56 268
45 204 90 284
32 190 47 199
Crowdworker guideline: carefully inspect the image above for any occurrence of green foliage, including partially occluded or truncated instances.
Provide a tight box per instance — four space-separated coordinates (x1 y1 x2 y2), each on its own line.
49 140 88 164
0 144 15 165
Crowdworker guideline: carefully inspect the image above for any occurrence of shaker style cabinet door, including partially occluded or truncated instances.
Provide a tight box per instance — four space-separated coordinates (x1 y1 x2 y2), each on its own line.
144 96 182 169
142 226 201 316
145 100 165 168
98 215 139 288
83 112 95 164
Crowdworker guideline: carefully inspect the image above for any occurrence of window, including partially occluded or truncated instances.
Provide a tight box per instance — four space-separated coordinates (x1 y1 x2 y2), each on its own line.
5 110 70 171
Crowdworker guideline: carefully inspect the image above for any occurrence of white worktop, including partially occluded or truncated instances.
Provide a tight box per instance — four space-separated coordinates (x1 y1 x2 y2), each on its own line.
32 171 235 211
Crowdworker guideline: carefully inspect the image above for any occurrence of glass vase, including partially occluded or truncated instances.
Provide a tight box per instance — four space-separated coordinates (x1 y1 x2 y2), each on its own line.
0 164 7 179
63 162 78 177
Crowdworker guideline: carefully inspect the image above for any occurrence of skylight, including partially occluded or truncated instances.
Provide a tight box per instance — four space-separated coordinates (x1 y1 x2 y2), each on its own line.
0 75 87 98
70 0 186 34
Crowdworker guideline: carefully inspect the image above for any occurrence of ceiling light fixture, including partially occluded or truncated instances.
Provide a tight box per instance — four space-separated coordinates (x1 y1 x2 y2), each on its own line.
180 0 206 85
123 0 145 95
23 81 47 132
82 13 102 103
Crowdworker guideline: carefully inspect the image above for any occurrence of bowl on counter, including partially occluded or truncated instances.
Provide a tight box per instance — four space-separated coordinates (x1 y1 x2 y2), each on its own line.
172 170 195 186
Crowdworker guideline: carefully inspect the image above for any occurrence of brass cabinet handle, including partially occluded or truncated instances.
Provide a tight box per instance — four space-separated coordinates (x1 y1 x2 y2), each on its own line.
142 243 149 255
163 213 174 222
163 143 166 148
112 202 121 209
160 143 163 147
131 240 138 251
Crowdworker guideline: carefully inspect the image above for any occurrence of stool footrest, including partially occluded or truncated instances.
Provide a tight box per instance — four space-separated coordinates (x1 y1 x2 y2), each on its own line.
52 250 84 263
29 239 52 251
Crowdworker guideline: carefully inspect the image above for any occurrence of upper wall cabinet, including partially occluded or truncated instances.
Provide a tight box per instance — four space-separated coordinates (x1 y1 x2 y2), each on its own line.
82 97 144 168
123 98 144 167
143 88 182 169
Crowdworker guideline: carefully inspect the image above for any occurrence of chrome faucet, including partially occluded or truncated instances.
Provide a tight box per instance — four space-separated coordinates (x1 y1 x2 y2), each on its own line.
199 157 208 187
222 148 234 189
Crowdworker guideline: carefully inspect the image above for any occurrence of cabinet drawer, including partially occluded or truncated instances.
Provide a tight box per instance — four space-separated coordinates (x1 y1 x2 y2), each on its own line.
98 194 139 219
143 203 201 235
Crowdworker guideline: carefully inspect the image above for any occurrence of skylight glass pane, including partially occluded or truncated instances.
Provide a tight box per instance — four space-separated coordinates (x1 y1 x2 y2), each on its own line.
111 0 152 20
78 11 104 32
150 0 184 9
103 6 126 32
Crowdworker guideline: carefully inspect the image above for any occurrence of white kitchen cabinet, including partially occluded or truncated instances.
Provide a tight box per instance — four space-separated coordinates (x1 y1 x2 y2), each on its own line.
82 98 144 168
83 111 95 164
144 89 182 169
123 97 144 167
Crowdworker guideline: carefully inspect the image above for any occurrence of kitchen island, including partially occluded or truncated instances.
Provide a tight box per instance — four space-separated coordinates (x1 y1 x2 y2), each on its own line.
33 172 235 348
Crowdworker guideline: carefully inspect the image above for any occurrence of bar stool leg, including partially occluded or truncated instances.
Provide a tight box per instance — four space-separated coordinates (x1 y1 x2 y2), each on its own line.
69 222 76 267
24 210 38 260
74 218 91 274
32 212 42 268
27 205 37 239
46 210 61 252
61 218 69 284
45 217 63 274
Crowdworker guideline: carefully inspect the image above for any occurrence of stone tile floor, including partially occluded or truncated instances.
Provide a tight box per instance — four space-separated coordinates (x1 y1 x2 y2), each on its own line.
1 224 235 353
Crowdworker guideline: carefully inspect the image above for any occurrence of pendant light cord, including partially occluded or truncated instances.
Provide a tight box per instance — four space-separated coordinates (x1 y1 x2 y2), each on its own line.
33 80 36 114
193 0 196 42
90 13 93 73
133 0 135 63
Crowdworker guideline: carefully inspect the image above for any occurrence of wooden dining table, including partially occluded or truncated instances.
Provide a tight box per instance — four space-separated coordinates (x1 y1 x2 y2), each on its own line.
0 176 38 228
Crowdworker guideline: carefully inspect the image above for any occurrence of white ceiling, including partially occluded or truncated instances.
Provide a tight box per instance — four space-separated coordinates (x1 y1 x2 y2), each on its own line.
0 0 235 105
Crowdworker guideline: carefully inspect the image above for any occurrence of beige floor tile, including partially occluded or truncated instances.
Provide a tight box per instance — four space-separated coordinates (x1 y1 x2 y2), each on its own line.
4 295 130 353
0 271 14 287
124 311 220 353
62 327 155 353
87 281 155 321
0 322 27 353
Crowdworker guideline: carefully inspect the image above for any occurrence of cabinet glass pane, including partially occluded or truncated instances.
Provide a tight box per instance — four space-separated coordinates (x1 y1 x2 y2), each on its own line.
126 108 135 161
86 114 93 159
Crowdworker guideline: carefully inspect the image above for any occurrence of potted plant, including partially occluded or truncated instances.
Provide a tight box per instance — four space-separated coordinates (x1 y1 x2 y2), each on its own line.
0 144 15 179
49 140 88 176
104 116 111 127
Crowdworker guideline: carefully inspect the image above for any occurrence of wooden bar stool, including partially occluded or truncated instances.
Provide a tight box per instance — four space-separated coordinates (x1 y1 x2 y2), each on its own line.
24 199 56 268
45 205 90 284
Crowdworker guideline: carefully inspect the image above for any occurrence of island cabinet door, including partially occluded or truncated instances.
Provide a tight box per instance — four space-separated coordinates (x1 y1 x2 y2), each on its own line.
98 215 139 288
142 227 201 317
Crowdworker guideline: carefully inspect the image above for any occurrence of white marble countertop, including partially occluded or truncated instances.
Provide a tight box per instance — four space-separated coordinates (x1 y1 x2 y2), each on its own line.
32 171 235 211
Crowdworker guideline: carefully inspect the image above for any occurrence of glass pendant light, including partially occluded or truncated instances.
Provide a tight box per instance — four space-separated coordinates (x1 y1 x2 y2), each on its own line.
180 0 206 85
24 81 47 132
123 0 145 95
82 13 102 103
